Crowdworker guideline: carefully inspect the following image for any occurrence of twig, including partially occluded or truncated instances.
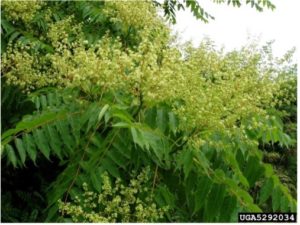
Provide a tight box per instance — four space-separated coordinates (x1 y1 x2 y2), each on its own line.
151 165 159 195
64 121 104 203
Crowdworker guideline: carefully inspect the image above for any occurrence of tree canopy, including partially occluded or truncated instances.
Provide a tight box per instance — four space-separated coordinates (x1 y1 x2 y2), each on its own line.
157 0 275 23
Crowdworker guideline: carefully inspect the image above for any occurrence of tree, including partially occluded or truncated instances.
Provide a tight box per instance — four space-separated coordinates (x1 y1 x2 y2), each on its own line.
155 0 275 23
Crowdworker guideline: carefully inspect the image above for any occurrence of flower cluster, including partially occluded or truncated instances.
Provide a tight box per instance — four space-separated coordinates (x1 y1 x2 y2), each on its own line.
2 43 57 91
103 0 159 29
58 167 169 222
47 16 84 48
1 0 44 23
2 1 296 143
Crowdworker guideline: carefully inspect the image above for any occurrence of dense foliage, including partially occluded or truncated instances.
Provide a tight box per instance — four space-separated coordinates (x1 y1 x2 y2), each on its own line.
1 0 296 222
157 0 275 23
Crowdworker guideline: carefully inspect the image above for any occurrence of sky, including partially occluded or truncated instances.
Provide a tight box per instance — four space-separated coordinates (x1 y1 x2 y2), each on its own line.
171 0 300 57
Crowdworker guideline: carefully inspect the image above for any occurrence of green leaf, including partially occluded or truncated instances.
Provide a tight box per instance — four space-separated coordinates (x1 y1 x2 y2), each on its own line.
40 95 47 110
90 135 104 149
281 133 292 147
244 156 263 187
69 117 81 144
15 138 26 164
168 111 178 134
159 185 175 207
246 203 262 212
112 122 130 128
23 134 37 163
156 108 167 133
131 127 144 149
6 144 17 167
112 136 131 159
181 149 193 179
280 195 289 212
235 188 254 205
1 129 17 143
16 111 66 131
225 151 249 188
56 121 74 152
45 205 59 222
80 103 98 128
219 196 237 222
142 129 166 162
290 200 297 212
86 107 101 133
98 104 109 122
237 173 249 189
194 151 211 176
47 92 55 106
8 31 21 42
259 178 273 204
90 171 102 192
145 107 157 129
272 187 281 211
101 158 120 178
107 149 127 170
45 125 63 159
193 176 212 214
33 129 51 160
204 184 226 221
1 111 67 145
264 163 274 177
34 96 41 110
